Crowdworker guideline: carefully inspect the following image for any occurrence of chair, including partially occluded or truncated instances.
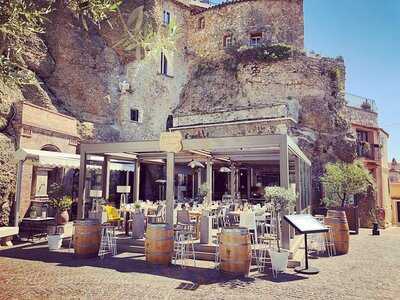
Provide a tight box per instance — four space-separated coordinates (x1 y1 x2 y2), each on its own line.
98 224 117 258
324 225 336 256
147 205 164 224
103 205 124 227
176 210 196 233
240 211 258 243
173 230 196 268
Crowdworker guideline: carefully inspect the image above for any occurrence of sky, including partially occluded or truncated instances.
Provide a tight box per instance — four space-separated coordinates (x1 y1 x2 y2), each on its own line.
304 0 400 160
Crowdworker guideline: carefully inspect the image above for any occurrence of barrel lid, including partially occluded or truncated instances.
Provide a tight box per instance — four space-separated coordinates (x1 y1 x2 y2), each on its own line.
74 219 100 225
222 227 249 235
148 223 172 230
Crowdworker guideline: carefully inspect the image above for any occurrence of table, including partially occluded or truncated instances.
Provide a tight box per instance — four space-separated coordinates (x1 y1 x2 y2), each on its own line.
20 217 55 241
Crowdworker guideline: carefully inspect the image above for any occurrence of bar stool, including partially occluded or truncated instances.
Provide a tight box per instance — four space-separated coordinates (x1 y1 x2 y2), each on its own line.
324 225 336 256
98 224 117 259
173 230 196 268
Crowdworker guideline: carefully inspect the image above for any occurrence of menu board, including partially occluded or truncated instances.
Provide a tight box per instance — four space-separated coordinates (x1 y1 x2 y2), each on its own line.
284 214 329 234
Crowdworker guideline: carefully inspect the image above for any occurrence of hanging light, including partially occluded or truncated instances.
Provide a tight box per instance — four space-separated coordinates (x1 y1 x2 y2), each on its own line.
188 160 204 169
219 166 232 173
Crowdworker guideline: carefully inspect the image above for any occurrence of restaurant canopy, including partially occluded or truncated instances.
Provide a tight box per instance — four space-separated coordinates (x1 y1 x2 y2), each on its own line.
14 148 135 172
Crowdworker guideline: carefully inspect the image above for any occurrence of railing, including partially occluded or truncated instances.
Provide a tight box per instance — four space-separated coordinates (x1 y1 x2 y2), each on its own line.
346 93 377 113
356 141 378 160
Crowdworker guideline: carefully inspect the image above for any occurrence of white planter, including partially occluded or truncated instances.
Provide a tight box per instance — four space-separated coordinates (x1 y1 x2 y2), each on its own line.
48 234 63 250
269 250 289 273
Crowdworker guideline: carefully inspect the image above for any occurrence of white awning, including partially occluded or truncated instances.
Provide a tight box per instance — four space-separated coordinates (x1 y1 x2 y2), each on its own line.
14 148 135 172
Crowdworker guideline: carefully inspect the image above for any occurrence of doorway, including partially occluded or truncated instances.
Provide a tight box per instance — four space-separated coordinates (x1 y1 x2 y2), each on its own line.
397 201 400 224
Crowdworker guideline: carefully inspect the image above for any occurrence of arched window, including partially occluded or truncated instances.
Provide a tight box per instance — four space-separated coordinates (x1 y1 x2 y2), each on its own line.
41 144 61 152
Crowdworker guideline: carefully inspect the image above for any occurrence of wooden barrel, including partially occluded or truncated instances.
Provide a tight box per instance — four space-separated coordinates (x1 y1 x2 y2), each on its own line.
325 210 350 254
145 223 173 265
73 219 101 258
219 227 251 275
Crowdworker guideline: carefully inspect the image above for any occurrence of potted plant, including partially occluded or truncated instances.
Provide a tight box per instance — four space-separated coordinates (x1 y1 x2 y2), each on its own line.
369 207 380 235
133 202 142 214
264 186 296 274
48 183 73 225
198 183 209 204
320 161 374 253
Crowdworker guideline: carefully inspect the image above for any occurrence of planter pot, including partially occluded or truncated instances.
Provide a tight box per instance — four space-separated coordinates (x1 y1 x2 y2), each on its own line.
372 222 380 235
48 234 63 250
56 210 69 225
269 250 289 273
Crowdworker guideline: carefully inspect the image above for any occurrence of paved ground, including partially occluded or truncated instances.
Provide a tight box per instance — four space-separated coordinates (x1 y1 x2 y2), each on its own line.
1 227 399 300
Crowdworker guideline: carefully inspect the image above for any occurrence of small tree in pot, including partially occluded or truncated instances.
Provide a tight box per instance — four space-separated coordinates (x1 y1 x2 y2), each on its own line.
264 186 296 276
48 183 73 225
321 161 374 209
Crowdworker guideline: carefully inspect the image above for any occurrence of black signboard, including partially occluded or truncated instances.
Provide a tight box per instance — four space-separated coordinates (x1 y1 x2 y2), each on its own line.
284 214 329 275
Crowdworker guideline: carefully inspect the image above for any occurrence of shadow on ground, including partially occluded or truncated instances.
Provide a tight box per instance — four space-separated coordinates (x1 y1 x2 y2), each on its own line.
0 241 308 289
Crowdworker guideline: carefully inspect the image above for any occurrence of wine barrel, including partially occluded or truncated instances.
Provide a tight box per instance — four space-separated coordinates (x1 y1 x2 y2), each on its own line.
73 219 101 258
145 223 174 265
219 227 251 275
325 210 350 254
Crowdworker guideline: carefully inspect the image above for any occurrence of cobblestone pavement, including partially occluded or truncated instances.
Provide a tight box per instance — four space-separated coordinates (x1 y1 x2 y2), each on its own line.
1 228 399 300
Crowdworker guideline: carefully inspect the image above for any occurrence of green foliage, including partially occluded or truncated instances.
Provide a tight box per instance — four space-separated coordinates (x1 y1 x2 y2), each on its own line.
264 186 296 213
236 43 294 64
48 182 72 211
0 0 51 86
114 5 180 59
49 196 73 212
321 161 375 208
264 186 296 252
68 0 122 30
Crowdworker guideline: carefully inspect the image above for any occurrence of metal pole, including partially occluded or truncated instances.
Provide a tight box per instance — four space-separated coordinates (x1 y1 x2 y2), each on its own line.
13 160 24 227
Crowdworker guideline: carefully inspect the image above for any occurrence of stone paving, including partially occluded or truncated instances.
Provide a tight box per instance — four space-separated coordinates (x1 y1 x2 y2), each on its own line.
1 227 399 300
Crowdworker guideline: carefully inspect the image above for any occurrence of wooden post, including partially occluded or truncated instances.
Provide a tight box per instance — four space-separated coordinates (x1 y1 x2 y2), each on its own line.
166 152 175 226
78 152 87 220
101 155 110 200
230 165 236 196
280 136 291 250
206 159 213 204
13 160 24 227
133 160 140 202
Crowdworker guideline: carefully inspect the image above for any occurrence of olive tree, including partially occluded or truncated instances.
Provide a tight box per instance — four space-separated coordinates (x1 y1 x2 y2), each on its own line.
321 161 375 208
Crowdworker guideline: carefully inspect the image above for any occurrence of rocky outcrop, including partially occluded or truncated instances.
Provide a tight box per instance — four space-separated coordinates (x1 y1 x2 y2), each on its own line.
175 49 356 206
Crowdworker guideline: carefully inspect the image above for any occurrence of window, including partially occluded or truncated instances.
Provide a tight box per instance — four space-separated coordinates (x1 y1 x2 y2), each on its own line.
223 35 233 47
250 32 262 47
130 109 139 122
198 17 205 30
160 52 168 75
356 130 369 142
163 10 170 25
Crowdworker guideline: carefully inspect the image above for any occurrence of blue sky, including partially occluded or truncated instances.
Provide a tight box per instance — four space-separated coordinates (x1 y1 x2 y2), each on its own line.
304 0 400 160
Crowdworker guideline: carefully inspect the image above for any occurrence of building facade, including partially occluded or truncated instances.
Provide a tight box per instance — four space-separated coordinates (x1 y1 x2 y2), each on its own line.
345 94 391 227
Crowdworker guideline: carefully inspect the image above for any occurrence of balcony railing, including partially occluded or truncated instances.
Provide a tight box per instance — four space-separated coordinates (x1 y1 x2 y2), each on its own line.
346 93 377 113
356 142 379 160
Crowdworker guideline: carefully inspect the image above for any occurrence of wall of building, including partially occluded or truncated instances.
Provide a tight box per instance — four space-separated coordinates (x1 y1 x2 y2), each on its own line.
187 0 304 59
117 0 192 141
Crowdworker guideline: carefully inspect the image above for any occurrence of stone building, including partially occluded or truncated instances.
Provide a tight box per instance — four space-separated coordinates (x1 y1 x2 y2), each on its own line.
345 94 391 227
0 0 367 225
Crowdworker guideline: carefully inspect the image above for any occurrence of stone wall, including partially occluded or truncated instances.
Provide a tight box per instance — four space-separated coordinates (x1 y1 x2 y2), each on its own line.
187 0 304 59
346 106 378 128
174 49 354 206
117 0 192 141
